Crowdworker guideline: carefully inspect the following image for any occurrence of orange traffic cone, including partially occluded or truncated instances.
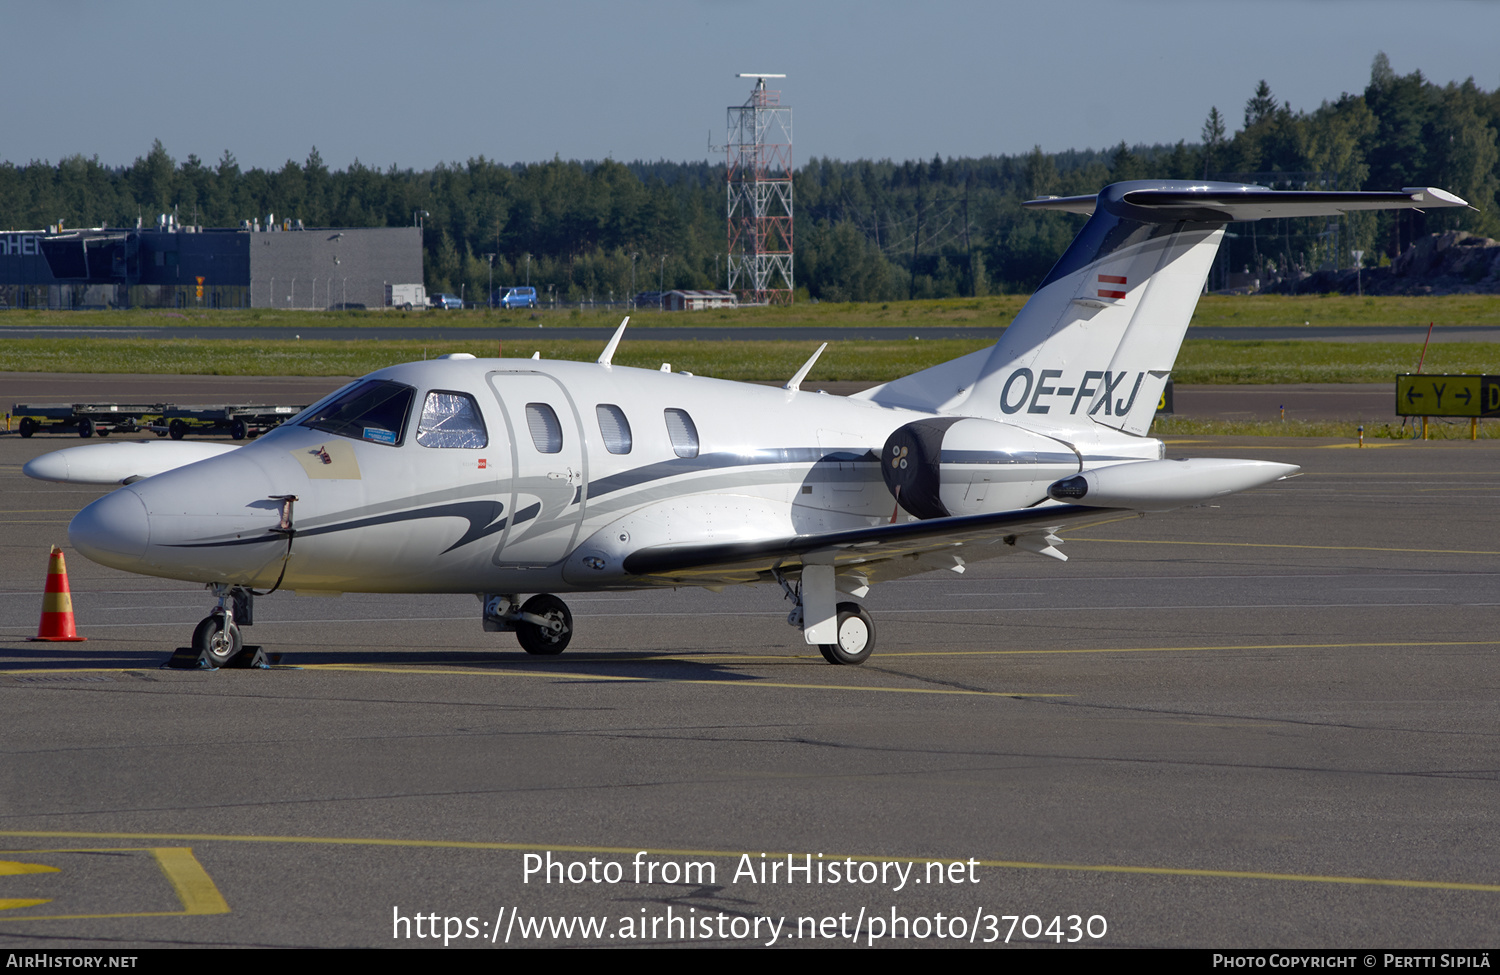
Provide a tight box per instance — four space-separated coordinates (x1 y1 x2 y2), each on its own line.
30 546 86 642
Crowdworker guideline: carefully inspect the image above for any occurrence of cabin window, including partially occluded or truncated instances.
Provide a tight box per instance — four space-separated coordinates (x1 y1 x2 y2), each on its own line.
416 390 488 448
525 403 563 453
298 379 413 446
595 404 632 454
664 408 699 459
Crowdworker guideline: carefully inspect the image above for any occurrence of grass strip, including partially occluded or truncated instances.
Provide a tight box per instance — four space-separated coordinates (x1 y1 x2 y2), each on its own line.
1 293 1497 331
0 336 983 381
3 337 1498 385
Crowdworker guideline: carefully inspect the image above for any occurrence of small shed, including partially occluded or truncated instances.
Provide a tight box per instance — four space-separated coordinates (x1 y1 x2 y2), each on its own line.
663 289 739 311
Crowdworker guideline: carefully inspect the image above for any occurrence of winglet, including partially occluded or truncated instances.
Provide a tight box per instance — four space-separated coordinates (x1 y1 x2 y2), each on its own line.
597 316 630 366
785 342 828 392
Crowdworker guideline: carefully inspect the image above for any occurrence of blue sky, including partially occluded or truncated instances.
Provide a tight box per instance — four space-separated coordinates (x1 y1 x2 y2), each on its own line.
8 0 1500 171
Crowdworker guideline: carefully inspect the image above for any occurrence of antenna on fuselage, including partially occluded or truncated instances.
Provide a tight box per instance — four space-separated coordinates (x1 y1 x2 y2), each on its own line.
597 316 630 366
784 342 827 392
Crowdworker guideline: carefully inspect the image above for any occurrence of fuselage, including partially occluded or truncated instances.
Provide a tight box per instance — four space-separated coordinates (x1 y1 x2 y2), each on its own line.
67 356 1160 595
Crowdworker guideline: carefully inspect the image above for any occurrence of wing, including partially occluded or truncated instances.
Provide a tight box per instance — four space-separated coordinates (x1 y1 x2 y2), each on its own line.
23 441 241 485
620 503 1127 587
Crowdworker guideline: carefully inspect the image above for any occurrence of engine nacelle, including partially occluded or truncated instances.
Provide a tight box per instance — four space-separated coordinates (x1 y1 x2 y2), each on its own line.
1047 457 1300 511
880 417 1079 519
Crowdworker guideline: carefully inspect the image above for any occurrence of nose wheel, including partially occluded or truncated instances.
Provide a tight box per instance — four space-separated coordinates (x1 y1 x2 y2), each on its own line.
192 610 243 667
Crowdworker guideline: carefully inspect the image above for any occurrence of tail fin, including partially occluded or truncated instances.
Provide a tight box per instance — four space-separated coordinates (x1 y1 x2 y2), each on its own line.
857 181 1467 435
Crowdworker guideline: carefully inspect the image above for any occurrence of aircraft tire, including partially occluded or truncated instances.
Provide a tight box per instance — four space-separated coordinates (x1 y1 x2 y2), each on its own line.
818 602 875 665
516 594 572 655
192 611 242 668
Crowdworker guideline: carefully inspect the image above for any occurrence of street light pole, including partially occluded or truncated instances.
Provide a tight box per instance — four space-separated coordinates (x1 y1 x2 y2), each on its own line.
485 253 495 308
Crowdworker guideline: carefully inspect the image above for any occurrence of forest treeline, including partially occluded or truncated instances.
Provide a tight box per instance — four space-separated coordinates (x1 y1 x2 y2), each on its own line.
2 55 1496 302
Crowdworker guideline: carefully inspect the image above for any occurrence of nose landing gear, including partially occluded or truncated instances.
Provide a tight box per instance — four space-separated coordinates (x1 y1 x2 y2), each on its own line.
170 585 267 669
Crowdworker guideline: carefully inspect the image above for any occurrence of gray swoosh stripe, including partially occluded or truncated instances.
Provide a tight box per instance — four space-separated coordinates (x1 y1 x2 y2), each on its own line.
590 447 876 500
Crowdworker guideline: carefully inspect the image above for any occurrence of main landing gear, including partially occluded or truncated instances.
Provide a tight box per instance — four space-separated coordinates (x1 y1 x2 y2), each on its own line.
776 567 877 665
483 593 574 655
481 581 874 665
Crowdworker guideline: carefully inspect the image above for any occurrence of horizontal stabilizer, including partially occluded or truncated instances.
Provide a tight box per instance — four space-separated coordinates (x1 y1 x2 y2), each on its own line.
1024 185 1468 222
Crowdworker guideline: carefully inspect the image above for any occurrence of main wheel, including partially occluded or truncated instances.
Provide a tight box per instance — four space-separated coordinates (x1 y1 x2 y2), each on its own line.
191 611 243 667
819 602 875 665
229 418 248 440
169 419 189 440
18 417 37 438
515 594 572 655
78 418 94 438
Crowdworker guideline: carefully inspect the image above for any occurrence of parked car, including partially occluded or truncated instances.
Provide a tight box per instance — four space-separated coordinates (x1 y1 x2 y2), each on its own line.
431 293 463 310
493 286 538 309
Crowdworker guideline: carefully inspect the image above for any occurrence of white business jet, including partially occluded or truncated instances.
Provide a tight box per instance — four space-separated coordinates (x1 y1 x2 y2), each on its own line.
28 181 1467 666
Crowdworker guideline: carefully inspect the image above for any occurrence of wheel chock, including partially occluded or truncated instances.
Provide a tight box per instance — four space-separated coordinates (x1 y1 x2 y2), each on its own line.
163 647 218 670
162 645 280 670
225 645 275 669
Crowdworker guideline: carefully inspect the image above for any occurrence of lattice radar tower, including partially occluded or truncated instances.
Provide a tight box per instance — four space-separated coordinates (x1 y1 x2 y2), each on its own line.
726 74 793 305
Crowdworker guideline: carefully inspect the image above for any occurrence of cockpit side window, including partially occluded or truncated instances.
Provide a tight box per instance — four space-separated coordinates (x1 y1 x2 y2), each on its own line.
416 390 488 448
298 379 414 446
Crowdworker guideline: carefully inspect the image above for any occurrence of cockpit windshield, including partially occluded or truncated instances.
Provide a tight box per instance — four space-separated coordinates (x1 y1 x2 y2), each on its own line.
298 379 414 446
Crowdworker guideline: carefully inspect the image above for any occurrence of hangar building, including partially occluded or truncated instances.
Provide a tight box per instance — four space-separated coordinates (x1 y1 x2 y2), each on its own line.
0 219 421 310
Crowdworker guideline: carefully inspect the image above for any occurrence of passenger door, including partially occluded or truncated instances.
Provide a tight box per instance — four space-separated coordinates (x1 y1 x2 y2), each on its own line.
486 370 588 569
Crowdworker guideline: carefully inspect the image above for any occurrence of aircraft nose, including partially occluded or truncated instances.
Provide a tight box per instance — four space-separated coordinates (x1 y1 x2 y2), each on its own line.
69 488 150 569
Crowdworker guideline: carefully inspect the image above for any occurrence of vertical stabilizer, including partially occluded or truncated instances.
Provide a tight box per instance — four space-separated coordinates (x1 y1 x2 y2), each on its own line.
855 181 1466 435
952 181 1228 435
